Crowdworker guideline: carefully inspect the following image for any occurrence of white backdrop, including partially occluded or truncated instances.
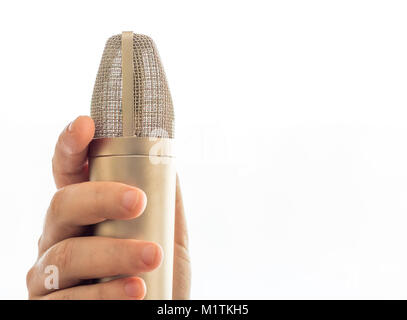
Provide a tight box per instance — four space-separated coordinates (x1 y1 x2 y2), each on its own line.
1 0 407 299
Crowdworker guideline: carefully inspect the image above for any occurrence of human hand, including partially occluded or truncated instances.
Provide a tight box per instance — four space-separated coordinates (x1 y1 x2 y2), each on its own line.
26 116 190 299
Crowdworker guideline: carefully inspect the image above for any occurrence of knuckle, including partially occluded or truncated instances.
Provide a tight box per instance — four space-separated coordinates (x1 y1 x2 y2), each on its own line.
37 235 41 248
181 231 189 251
175 242 191 265
49 238 75 271
176 224 189 253
91 182 105 205
26 266 36 290
51 153 57 175
89 182 117 217
48 187 66 219
85 182 105 214
37 235 43 249
51 154 58 176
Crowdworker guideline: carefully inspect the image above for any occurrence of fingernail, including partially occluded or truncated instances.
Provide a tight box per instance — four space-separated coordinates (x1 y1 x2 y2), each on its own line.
142 245 157 266
67 121 73 132
124 279 143 298
122 190 139 211
63 121 76 154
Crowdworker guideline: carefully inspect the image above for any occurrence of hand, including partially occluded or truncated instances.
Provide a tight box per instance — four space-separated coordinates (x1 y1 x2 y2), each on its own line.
26 116 191 299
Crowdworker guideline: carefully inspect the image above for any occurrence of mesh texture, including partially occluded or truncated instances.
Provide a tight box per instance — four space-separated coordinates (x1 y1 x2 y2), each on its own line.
91 33 174 138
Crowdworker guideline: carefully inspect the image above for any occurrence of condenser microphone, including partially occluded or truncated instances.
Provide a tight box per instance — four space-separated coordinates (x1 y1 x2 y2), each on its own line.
88 32 176 300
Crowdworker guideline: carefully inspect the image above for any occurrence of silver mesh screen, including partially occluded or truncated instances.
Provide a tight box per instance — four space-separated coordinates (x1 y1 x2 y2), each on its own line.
91 33 174 138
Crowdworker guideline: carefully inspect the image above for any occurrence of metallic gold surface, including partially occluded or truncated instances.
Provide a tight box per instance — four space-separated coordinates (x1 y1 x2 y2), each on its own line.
89 136 174 158
90 31 176 300
89 151 176 300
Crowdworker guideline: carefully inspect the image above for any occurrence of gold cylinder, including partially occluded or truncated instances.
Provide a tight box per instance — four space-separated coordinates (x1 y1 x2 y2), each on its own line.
89 137 176 300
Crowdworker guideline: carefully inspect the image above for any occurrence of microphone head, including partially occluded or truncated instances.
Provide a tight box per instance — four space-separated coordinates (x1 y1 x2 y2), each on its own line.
91 32 174 139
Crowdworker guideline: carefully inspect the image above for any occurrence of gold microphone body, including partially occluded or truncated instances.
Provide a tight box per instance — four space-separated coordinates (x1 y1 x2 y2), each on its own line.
89 32 176 299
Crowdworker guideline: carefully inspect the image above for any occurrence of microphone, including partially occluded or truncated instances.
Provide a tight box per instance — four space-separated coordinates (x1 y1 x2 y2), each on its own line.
88 31 176 300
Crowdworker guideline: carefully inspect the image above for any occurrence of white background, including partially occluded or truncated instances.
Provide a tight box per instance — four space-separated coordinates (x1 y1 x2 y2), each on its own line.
1 0 407 299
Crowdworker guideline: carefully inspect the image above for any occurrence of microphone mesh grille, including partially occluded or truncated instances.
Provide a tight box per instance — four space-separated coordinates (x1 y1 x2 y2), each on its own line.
91 34 174 138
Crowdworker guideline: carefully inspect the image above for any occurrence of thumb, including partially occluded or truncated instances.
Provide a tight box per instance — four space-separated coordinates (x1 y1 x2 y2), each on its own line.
172 174 191 299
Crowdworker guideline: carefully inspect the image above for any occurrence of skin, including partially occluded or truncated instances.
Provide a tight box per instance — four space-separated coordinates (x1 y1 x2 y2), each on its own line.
26 116 191 300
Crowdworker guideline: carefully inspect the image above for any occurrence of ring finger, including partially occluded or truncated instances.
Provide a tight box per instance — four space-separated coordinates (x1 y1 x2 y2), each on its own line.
28 236 162 296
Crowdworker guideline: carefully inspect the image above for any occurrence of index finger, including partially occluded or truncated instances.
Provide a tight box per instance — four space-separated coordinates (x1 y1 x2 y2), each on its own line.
52 116 95 188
